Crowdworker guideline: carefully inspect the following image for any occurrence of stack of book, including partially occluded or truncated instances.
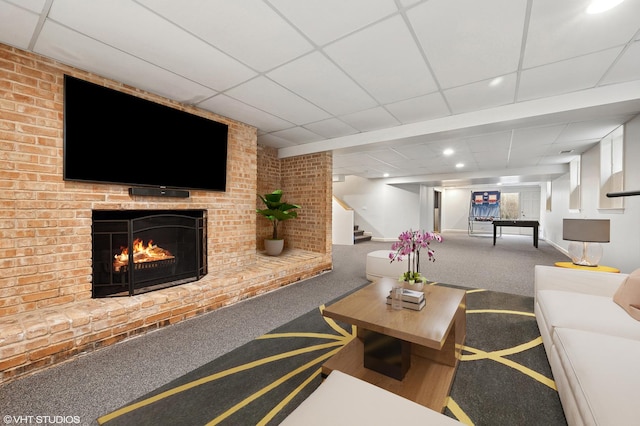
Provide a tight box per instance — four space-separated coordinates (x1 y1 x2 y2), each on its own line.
386 287 425 311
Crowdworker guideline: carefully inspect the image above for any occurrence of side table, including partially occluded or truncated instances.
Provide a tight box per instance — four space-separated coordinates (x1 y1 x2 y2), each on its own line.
554 261 620 273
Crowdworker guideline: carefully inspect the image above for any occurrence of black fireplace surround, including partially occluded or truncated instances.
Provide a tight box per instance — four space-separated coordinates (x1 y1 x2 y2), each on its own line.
92 210 207 297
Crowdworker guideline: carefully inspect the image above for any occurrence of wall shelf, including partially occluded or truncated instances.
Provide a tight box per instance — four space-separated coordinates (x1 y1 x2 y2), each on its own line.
606 190 640 197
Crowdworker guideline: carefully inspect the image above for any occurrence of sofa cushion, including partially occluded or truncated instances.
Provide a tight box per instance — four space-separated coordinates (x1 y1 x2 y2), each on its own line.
534 265 626 298
537 290 640 341
553 328 640 426
613 268 640 321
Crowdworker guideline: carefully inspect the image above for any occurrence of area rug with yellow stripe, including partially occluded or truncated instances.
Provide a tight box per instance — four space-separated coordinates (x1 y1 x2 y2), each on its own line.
98 283 567 425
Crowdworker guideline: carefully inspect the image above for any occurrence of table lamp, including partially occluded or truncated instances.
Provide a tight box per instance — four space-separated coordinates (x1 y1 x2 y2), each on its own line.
562 219 610 266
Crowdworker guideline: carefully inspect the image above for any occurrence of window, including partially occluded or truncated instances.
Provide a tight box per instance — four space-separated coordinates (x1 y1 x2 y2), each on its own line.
569 157 581 211
599 125 624 209
500 193 520 219
545 181 552 212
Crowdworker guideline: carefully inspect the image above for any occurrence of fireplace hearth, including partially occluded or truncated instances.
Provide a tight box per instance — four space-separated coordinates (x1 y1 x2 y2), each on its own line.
92 210 207 297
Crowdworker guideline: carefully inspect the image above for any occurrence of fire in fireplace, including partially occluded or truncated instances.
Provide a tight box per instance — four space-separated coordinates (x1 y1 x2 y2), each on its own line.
92 210 207 297
113 238 175 272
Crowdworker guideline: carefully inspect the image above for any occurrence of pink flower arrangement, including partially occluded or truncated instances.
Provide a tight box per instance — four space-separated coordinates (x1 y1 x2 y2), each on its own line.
389 229 443 283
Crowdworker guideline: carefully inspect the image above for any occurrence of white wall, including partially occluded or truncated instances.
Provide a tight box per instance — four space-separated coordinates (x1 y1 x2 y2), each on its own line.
333 176 420 241
332 197 354 245
542 114 640 273
333 115 640 272
440 185 543 234
441 188 473 231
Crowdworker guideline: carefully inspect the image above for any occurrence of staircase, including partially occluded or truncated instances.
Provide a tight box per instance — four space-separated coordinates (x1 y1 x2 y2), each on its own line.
353 225 371 244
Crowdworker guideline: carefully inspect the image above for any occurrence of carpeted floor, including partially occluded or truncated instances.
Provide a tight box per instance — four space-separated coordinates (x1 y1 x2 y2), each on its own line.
97 283 566 426
0 233 567 425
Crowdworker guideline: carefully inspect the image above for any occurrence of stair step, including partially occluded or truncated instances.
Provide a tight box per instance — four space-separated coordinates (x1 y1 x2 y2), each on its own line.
353 225 371 243
354 234 372 243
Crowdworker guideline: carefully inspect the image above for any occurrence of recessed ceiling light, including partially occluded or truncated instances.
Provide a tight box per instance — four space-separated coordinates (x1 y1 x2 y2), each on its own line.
383 173 390 177
586 0 624 14
455 163 464 168
443 148 454 156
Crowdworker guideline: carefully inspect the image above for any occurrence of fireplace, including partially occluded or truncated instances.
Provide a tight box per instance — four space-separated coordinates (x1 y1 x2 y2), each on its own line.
92 210 207 297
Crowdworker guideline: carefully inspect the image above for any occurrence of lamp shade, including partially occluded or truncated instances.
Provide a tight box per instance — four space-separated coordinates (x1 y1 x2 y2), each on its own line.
562 219 610 243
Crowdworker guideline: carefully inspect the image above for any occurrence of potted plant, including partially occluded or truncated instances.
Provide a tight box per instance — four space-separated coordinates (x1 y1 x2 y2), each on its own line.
388 229 442 290
257 189 301 256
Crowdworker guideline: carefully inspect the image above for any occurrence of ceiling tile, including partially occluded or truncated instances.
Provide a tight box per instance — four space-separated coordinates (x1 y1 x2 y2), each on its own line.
303 118 359 139
556 117 626 142
392 142 442 160
398 0 421 7
538 153 576 166
5 0 47 13
549 140 599 156
385 93 450 124
225 77 331 125
198 94 292 133
268 52 377 115
0 0 47 14
602 41 640 85
409 0 527 89
332 152 362 168
334 152 387 171
444 73 517 114
424 138 473 156
257 133 298 149
0 1 40 49
511 124 565 146
1 0 638 188
518 48 623 101
138 0 312 72
509 143 549 157
270 127 324 144
339 106 400 132
507 156 543 168
270 0 398 46
325 15 437 103
366 148 411 164
49 0 255 91
465 131 512 152
524 0 640 68
34 21 217 103
473 151 509 168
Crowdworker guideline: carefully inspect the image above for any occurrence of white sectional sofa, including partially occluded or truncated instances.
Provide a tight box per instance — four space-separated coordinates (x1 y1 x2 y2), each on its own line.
281 370 462 425
534 265 640 426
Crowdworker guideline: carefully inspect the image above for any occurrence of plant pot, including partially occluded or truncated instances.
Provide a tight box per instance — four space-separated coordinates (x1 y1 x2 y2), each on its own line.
403 281 424 291
264 238 284 256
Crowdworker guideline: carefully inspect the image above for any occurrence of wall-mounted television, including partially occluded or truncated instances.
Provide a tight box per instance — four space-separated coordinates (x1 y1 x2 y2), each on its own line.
63 75 228 192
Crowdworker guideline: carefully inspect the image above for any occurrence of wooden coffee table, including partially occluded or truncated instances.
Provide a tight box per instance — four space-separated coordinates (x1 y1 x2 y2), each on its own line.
322 278 466 412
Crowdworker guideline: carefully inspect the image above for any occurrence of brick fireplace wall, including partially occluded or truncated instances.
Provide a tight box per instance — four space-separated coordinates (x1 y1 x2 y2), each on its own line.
256 145 332 253
0 43 332 383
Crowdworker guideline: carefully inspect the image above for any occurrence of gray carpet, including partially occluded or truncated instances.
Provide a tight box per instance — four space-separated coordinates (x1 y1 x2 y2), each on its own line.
415 232 564 297
0 232 566 425
97 283 565 425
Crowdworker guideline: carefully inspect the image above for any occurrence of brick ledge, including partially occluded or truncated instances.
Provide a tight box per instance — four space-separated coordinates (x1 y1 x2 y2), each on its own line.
0 249 332 385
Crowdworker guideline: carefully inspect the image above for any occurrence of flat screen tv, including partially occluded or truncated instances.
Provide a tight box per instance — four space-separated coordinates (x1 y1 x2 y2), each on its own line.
63 75 228 192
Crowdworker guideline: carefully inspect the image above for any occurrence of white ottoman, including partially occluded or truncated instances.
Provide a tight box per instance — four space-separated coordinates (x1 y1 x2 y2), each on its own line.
280 370 462 425
366 250 406 281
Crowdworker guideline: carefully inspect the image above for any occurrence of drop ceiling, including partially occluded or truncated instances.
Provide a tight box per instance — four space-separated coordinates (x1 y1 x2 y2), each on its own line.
2 0 640 187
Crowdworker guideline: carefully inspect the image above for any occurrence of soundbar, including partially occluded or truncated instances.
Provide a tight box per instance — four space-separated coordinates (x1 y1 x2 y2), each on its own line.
128 187 190 198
